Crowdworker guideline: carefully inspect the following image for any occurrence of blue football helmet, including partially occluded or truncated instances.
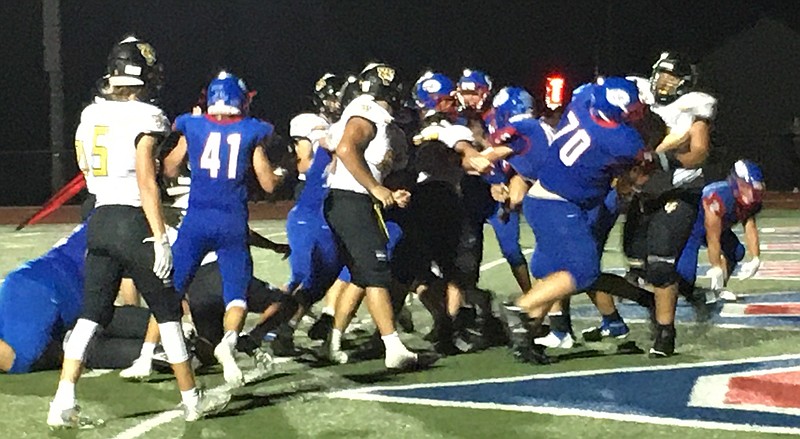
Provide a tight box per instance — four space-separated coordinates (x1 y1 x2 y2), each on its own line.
483 86 533 132
457 68 493 111
589 77 644 124
207 71 251 116
729 159 765 209
413 72 456 117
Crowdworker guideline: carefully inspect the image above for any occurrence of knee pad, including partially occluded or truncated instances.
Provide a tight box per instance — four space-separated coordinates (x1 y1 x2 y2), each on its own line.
63 319 100 362
158 321 189 364
645 257 680 288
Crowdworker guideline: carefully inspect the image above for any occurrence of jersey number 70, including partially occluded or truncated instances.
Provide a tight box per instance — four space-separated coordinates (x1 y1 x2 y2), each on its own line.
553 111 591 166
200 132 241 179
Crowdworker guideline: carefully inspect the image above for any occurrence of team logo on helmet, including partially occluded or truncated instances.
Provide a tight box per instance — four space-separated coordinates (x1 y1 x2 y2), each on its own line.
376 66 395 85
605 88 632 113
492 88 510 107
136 42 157 66
421 78 442 93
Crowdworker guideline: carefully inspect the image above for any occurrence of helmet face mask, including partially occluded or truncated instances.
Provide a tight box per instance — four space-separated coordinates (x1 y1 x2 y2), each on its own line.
413 72 457 120
652 70 683 104
206 71 250 116
649 51 696 104
457 69 492 112
728 159 766 210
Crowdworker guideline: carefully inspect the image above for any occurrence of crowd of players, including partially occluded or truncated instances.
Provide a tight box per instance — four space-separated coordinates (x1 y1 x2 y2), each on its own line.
0 35 768 428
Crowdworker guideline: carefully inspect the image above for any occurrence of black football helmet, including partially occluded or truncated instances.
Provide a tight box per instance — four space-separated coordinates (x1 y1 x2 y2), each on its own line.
650 51 696 104
312 73 347 119
105 35 164 100
338 74 360 109
357 62 400 106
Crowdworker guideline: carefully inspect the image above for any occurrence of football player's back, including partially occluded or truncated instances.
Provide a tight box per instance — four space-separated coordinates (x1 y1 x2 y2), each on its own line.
537 79 645 210
177 113 273 215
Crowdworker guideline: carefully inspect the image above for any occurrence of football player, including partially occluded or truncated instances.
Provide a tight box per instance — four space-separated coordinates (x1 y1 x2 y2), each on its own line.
322 62 434 370
163 71 281 387
623 52 717 357
48 37 228 428
676 160 764 302
492 78 649 364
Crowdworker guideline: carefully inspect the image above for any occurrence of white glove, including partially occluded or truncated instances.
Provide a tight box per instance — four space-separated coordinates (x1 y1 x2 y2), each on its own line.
144 234 172 279
738 257 761 280
707 265 725 291
181 321 197 340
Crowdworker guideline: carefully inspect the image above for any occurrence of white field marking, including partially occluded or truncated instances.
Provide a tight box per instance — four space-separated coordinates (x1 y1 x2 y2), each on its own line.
112 409 183 439
110 362 279 439
479 249 534 271
330 354 800 436
83 369 113 378
265 232 287 238
9 232 43 237
689 366 800 416
331 392 800 436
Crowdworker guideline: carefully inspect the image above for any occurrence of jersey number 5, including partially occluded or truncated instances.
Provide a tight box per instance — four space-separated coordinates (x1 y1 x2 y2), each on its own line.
200 132 241 179
553 111 591 167
75 126 109 177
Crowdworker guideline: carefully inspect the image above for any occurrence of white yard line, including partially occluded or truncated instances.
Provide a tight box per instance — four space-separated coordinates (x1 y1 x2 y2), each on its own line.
479 249 534 271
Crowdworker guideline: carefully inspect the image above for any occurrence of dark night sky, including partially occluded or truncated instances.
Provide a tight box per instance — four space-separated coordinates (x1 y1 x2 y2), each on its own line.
0 0 798 204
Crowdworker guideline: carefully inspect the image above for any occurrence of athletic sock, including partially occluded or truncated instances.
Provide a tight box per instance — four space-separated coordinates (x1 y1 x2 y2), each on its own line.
53 380 76 408
181 388 199 408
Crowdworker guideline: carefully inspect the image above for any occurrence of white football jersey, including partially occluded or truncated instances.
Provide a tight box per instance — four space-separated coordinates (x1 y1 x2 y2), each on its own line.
326 95 394 194
628 75 716 187
289 113 330 147
290 113 330 181
413 120 474 149
627 75 717 136
74 99 170 207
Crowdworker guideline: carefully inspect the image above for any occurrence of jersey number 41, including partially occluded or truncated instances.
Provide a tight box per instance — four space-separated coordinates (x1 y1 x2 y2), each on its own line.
200 132 241 179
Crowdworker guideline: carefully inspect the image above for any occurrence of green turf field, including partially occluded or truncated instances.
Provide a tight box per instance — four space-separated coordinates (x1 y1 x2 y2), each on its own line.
1 209 800 438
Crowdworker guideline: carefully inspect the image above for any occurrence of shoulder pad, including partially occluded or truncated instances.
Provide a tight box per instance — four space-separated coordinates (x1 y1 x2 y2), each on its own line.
672 92 717 121
289 113 330 138
343 95 393 125
137 103 170 134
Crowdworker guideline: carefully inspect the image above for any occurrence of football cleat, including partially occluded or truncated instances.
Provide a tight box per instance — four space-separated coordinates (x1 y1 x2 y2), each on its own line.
214 342 244 388
718 290 738 302
534 331 575 349
498 302 532 351
183 390 231 422
512 344 554 365
582 320 630 342
649 326 676 358
47 404 99 429
252 348 274 373
308 314 334 341
119 357 154 380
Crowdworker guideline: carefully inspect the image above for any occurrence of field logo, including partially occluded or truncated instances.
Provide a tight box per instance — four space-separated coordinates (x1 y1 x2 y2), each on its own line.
332 355 800 435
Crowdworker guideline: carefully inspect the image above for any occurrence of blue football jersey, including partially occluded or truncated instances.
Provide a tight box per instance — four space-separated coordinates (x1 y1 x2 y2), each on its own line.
295 146 332 214
504 117 552 181
175 114 274 212
699 181 741 230
537 103 644 209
